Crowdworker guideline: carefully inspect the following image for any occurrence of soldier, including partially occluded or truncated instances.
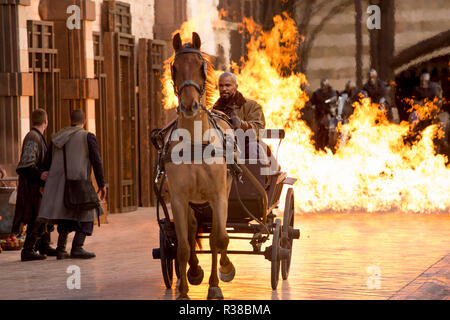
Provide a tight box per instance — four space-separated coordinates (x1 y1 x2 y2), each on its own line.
12 108 57 261
341 80 359 107
410 72 448 156
409 72 442 126
411 72 442 105
362 69 388 109
310 78 338 150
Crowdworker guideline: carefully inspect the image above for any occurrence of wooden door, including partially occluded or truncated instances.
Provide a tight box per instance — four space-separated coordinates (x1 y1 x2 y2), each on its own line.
102 0 138 212
27 20 61 143
137 39 167 206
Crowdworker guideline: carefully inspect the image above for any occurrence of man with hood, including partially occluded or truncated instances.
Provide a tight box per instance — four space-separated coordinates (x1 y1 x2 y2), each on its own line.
38 109 106 259
13 108 57 261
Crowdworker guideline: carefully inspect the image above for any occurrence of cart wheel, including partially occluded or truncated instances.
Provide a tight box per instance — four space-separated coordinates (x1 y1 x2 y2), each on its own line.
271 218 282 290
282 188 294 280
159 228 175 289
168 220 181 280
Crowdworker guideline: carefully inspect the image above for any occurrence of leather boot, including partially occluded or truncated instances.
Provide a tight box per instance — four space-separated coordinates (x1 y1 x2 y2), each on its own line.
21 234 46 261
56 232 70 260
70 232 95 259
36 232 58 257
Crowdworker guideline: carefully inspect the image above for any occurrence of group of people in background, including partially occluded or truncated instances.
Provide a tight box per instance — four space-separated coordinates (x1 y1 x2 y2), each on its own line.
306 69 445 153
12 109 106 261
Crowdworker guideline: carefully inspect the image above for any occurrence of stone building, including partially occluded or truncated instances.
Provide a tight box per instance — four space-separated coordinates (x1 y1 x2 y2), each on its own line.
0 0 169 216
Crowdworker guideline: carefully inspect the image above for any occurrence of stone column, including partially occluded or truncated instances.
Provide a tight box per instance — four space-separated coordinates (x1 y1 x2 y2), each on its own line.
0 0 34 175
38 0 98 131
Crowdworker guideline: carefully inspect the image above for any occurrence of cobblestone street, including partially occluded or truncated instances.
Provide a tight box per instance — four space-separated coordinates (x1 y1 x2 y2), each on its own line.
0 208 449 300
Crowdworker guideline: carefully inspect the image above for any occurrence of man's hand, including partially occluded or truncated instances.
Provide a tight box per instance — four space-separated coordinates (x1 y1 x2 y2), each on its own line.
231 114 241 130
98 186 107 201
40 171 49 181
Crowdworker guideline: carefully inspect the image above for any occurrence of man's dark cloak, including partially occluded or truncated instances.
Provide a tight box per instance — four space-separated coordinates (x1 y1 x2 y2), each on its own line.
362 79 387 104
12 128 47 233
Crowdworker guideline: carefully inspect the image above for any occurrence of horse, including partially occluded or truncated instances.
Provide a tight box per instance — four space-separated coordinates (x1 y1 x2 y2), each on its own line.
164 32 236 300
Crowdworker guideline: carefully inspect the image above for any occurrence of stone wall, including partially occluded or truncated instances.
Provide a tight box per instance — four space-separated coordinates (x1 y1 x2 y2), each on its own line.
92 0 155 40
299 0 450 91
301 1 371 92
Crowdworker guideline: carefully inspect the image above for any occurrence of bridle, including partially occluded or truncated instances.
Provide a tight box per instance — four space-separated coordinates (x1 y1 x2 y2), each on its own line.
171 45 208 105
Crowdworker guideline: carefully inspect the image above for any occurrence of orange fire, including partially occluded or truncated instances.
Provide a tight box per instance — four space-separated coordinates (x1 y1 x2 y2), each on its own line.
162 12 450 213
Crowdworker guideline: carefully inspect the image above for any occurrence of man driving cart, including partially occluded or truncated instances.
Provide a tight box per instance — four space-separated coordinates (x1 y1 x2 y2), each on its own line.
212 72 275 167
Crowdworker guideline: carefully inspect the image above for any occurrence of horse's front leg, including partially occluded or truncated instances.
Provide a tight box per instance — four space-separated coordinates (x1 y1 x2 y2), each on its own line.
171 198 190 300
207 196 232 300
219 176 235 282
187 210 204 285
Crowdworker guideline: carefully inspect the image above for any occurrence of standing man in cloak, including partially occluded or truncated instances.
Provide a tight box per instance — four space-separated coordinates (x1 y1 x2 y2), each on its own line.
38 109 106 260
12 108 57 261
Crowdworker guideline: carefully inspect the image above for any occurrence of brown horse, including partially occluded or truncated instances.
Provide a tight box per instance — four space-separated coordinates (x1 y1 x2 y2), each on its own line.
165 32 235 300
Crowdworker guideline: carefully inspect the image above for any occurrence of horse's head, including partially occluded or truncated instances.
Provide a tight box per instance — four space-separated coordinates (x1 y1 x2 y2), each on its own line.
172 32 207 118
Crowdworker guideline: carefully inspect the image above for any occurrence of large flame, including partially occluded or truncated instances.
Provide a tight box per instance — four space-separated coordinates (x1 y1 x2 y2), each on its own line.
162 12 450 213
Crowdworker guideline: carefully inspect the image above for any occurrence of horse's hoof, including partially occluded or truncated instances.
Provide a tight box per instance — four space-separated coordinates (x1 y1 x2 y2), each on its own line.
207 287 224 300
187 266 204 285
177 294 190 300
218 263 235 282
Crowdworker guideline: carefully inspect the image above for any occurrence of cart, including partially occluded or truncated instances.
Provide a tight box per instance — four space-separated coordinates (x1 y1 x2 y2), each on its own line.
152 128 300 290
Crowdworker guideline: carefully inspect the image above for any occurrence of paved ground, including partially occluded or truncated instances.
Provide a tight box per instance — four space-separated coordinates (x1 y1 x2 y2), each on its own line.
389 254 450 300
0 207 449 300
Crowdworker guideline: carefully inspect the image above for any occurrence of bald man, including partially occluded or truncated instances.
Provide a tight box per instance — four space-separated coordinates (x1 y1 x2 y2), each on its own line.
213 72 265 133
213 72 274 164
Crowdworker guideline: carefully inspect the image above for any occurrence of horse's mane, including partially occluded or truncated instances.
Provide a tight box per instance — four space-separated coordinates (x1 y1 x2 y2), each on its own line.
202 52 217 109
169 42 217 109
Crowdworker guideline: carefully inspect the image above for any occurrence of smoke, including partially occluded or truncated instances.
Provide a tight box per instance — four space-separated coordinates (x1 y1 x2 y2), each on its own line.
186 0 230 69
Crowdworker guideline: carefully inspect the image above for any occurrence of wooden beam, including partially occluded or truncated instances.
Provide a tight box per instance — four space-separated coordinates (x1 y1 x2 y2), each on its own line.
103 31 119 213
38 0 95 21
0 72 34 96
60 78 99 99
138 38 151 207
